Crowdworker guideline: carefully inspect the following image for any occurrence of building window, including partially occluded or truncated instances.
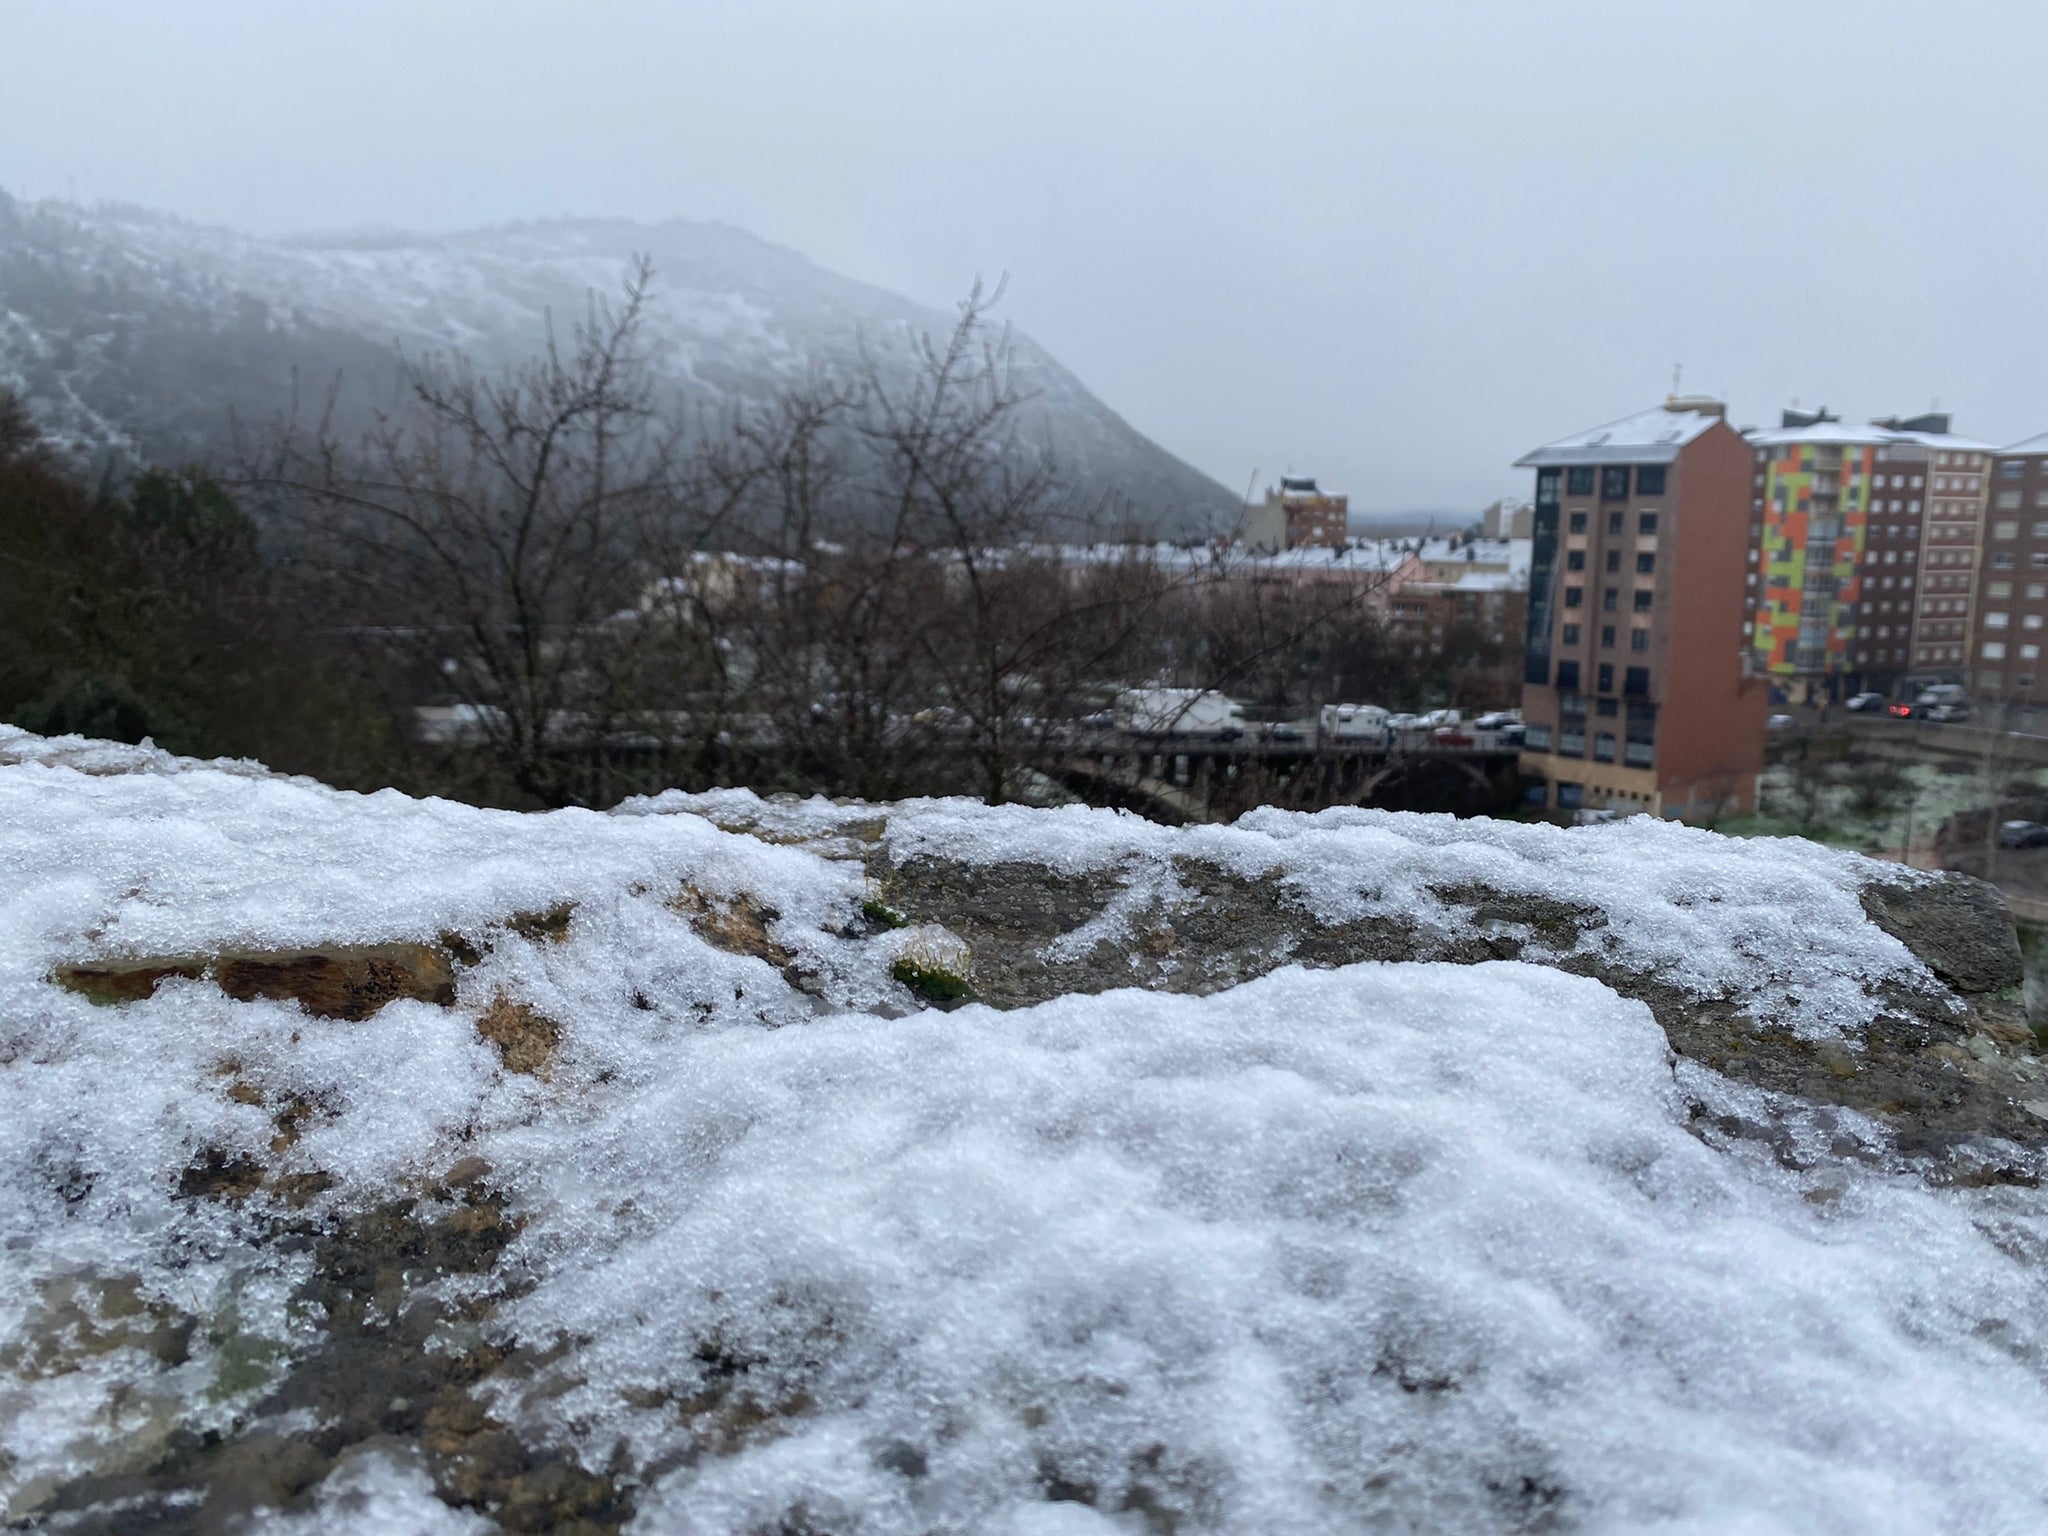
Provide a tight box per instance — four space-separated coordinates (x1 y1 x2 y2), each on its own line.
2028 615 2045 630
2001 460 2026 478
1607 510 1624 534
1565 586 1584 608
1557 661 1581 690
1604 588 1620 612
1557 782 1584 809
1624 666 1649 696
1597 663 1614 693
1593 732 1617 762
1525 723 1552 751
1632 590 1654 612
1983 642 2008 660
1636 552 1655 573
1601 625 1616 648
1991 581 2014 598
1636 466 1667 496
1630 629 1648 652
1986 612 2010 628
1983 671 2004 690
1605 549 1621 572
1999 491 2024 510
1567 467 1595 496
1567 549 1586 570
1601 467 1630 500
1996 553 2017 569
1639 512 1659 534
1562 623 1581 644
1568 510 1588 533
1994 520 2020 539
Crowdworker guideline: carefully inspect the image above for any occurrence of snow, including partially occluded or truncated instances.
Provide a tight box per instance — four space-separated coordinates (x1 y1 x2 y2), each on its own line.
1516 402 1727 467
4 737 2047 1533
252 1452 493 1535
1748 421 1999 454
655 791 1939 1042
2001 431 2048 458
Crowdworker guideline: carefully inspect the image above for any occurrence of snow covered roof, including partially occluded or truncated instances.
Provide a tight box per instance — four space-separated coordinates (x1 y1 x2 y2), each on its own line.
1748 421 1999 452
1515 401 1728 467
2001 431 2048 458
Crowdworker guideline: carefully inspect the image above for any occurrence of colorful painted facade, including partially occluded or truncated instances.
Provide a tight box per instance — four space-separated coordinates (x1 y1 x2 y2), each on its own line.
1750 441 1877 677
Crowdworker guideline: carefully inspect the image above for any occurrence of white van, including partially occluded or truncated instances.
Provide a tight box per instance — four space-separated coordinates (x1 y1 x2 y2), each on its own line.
1319 703 1390 741
1114 687 1247 740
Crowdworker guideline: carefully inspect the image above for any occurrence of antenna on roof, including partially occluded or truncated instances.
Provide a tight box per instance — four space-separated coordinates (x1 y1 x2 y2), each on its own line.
1670 362 1682 399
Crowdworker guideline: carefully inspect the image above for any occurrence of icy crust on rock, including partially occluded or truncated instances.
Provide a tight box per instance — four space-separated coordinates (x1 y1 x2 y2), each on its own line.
642 790 1938 1041
0 748 864 968
4 748 2045 1533
0 722 283 781
488 962 2048 1536
0 755 874 1514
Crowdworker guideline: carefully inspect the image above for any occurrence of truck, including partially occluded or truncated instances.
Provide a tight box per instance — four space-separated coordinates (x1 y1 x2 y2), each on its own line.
1319 703 1391 742
1114 687 1246 740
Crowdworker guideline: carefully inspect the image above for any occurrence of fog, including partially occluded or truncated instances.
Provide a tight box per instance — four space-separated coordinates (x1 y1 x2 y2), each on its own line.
5 0 2044 513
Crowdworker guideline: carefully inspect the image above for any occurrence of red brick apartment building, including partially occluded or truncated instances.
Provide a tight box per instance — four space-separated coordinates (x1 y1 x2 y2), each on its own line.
1969 432 2048 705
1516 398 1769 818
1241 477 1348 552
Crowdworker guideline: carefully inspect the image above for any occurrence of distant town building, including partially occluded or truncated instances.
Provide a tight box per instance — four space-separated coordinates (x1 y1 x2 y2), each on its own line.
1969 432 2048 702
1481 497 1534 540
1744 409 1993 701
1515 397 1769 819
1241 476 1348 553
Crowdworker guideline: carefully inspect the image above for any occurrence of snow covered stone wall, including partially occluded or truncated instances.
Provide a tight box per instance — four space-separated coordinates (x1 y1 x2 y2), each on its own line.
3 726 2046 1534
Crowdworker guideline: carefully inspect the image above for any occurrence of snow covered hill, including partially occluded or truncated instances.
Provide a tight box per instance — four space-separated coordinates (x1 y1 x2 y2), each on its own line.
4 726 2047 1533
0 193 1239 536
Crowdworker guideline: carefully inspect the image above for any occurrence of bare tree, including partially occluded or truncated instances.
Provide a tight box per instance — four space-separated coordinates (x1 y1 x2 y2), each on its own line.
250 260 730 807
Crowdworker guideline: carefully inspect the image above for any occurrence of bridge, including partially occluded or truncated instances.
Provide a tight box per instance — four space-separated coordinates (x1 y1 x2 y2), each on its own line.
1048 732 1526 824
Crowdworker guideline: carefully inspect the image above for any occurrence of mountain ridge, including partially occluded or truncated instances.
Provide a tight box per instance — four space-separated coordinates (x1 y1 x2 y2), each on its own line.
0 192 1240 536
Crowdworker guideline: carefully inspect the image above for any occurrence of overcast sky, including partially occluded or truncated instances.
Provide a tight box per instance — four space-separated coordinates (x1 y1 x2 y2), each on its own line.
6 0 2046 513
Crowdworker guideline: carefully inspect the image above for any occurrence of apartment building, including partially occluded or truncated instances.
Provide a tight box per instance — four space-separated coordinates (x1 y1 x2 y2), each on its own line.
1907 421 1995 680
1240 476 1349 552
1744 410 1992 700
1516 398 1769 818
1968 432 2048 703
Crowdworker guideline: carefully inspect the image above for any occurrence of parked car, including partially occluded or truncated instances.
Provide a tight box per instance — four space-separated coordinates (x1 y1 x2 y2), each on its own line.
1998 819 2048 849
1257 720 1305 742
1385 712 1422 732
1915 684 1968 708
1923 703 1970 723
1845 691 1887 712
1766 713 1796 731
1417 708 1463 729
1472 710 1521 731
